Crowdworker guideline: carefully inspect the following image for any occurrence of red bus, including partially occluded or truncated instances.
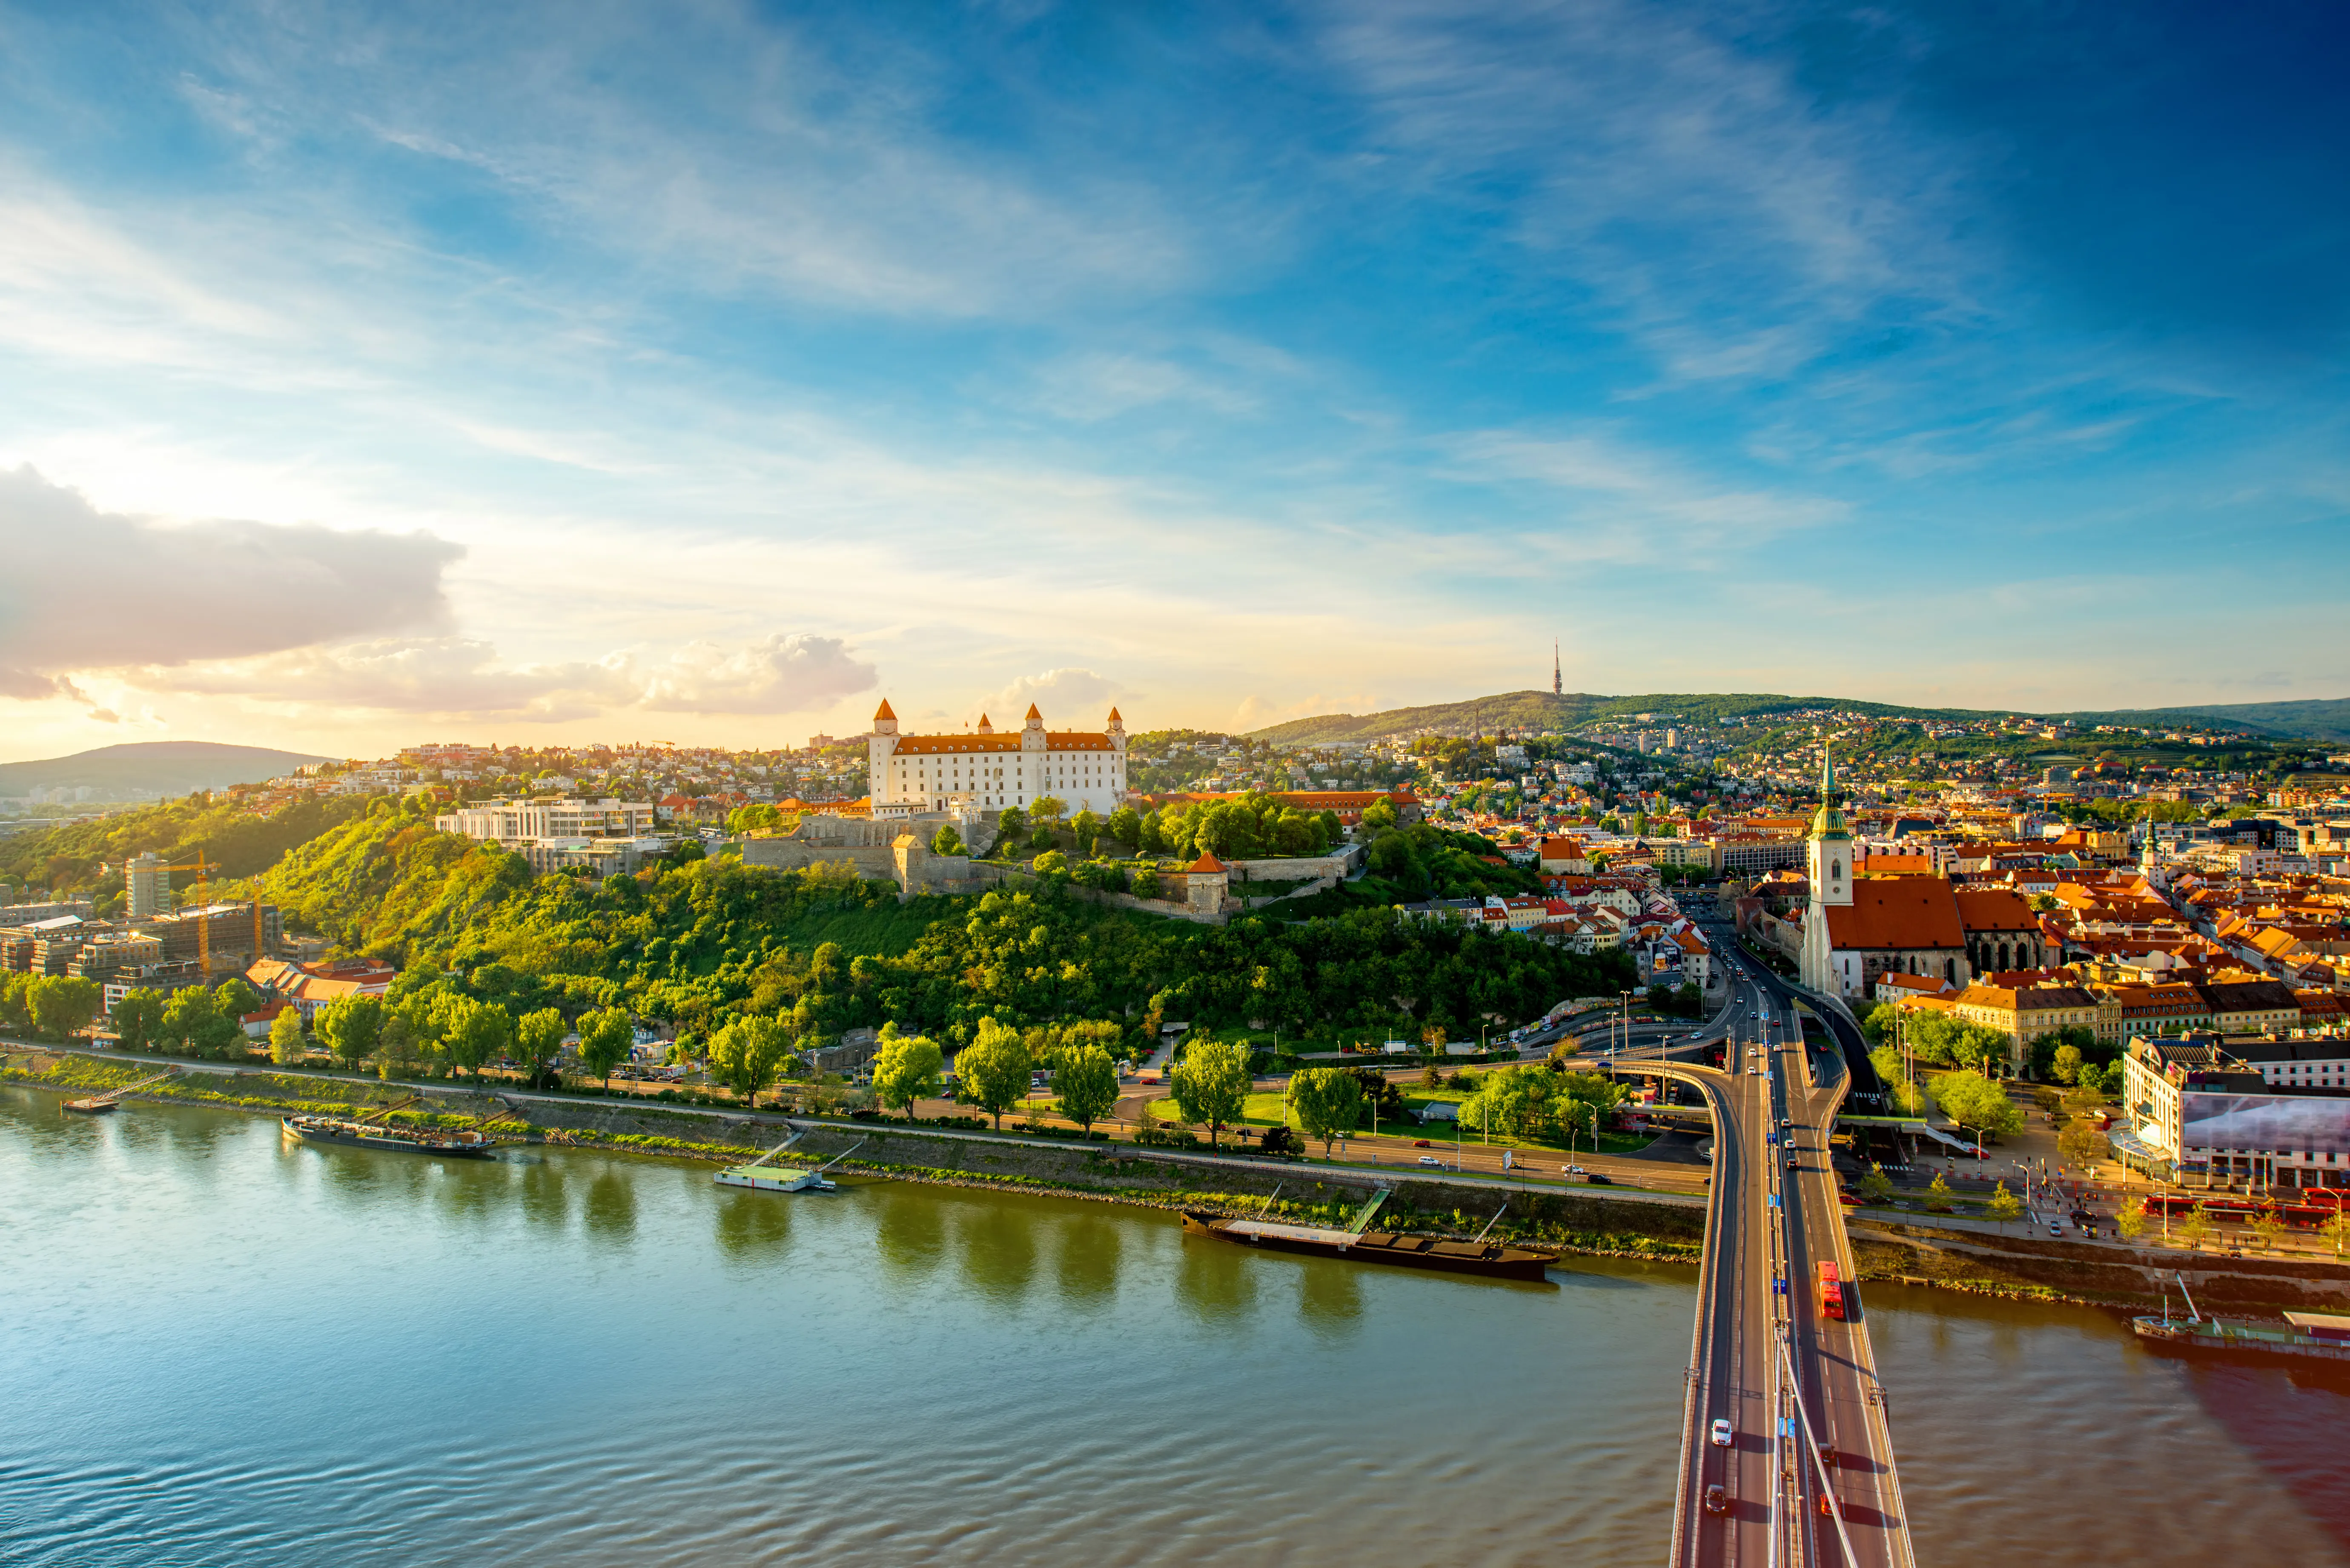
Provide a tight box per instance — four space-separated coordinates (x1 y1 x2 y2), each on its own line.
1817 1261 1845 1321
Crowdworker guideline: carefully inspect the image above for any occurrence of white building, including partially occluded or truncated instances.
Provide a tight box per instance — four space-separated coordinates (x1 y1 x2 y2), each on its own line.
436 797 659 841
126 852 172 918
867 701 1128 818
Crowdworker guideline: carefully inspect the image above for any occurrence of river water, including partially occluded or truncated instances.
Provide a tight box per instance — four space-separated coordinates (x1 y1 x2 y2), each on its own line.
3 1090 2346 1566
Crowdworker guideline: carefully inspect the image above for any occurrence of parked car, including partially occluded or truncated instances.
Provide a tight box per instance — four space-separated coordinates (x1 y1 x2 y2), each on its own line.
1418 1155 1442 1167
1412 1139 1433 1148
1586 1172 1613 1185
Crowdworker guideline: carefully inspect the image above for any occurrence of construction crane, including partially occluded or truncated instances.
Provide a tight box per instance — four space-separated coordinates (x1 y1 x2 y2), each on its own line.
152 853 272 979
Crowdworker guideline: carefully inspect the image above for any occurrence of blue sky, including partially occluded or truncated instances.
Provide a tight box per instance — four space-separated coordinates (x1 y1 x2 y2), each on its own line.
0 0 2344 758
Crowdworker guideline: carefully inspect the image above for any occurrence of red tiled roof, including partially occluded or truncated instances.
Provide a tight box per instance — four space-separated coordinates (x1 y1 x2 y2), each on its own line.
1823 877 1966 952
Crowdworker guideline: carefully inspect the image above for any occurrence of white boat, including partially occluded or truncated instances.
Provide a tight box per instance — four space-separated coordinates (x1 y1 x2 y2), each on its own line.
713 1127 864 1194
716 1165 835 1193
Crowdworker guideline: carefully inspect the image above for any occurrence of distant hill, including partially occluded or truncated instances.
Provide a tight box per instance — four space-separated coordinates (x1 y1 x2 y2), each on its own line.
1247 691 1985 746
2055 698 2350 745
1250 691 2350 747
0 742 335 800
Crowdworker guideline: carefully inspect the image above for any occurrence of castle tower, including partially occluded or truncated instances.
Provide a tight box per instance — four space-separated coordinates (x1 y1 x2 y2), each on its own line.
867 699 901 804
1800 746 1852 994
1022 703 1046 752
975 712 993 735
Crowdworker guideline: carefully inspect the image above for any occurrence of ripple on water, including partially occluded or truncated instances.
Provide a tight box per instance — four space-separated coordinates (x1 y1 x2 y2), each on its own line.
2 1093 2347 1565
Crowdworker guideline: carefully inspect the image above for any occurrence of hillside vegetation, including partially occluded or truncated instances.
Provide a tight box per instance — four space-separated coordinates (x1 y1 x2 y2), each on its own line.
1247 688 2350 746
1248 690 1987 745
261 801 1631 1050
0 795 373 906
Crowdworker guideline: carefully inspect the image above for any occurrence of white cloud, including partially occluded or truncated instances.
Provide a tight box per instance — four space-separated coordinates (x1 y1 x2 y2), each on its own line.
1445 427 1845 560
957 668 1135 729
0 465 460 701
135 631 875 724
1318 0 1976 382
635 634 876 715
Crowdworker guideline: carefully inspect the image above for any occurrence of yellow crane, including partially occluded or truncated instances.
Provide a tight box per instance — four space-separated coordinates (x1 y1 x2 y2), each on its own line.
153 853 271 979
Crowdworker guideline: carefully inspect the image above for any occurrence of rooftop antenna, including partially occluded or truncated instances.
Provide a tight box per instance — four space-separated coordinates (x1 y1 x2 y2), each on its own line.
1553 640 1562 697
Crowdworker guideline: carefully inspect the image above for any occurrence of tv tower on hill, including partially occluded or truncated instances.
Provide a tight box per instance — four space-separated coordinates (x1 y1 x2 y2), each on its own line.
1552 640 1562 696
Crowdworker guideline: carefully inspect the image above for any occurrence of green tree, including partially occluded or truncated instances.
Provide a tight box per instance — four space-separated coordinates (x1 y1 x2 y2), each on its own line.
1286 1065 1363 1156
1054 1044 1119 1133
1030 795 1067 830
2322 1210 2350 1257
870 1026 944 1119
2115 1199 2147 1243
2049 1043 2083 1084
514 1007 567 1085
27 976 103 1043
1130 867 1161 898
2058 1121 2110 1168
268 1005 307 1065
707 1014 792 1109
996 806 1027 846
930 824 964 856
2178 1203 2214 1250
2252 1205 2287 1253
1033 849 1068 873
1925 1173 1954 1212
315 994 386 1074
954 1017 1031 1130
111 987 167 1051
1170 1036 1252 1149
1859 1162 1894 1205
1986 1181 2023 1229
578 1006 634 1088
212 977 262 1020
1107 805 1142 849
161 985 239 1058
1930 1070 2023 1142
436 994 510 1080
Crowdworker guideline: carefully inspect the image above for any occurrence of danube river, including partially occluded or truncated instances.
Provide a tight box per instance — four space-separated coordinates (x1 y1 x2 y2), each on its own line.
4 1090 2347 1565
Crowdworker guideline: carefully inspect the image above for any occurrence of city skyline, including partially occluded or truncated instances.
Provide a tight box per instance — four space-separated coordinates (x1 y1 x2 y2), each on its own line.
2 2 2345 761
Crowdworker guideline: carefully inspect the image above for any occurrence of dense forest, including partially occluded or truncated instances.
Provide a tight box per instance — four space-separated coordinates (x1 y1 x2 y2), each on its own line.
260 801 1630 1052
0 795 373 911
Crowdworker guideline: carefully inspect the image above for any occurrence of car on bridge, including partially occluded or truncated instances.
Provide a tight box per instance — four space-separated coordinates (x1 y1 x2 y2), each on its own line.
1709 1417 1733 1447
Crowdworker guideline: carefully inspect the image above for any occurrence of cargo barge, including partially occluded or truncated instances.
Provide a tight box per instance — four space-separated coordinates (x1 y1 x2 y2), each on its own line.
2132 1310 2350 1363
2131 1271 2350 1362
280 1113 499 1158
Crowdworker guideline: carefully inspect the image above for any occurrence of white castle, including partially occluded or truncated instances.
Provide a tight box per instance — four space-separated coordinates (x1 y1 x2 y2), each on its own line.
866 700 1129 818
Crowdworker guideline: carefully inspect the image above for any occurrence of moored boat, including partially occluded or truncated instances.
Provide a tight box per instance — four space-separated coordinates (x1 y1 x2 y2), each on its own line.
281 1113 499 1158
62 1097 119 1115
1181 1193 1552 1282
2133 1310 2350 1363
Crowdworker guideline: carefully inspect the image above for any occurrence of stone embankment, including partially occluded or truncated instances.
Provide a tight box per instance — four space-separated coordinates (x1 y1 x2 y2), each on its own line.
0 1046 1702 1260
13 1045 2347 1306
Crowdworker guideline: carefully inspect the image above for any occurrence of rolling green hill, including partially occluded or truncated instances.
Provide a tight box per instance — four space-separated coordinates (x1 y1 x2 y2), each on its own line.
2054 698 2350 745
1247 690 1984 746
1250 690 2350 747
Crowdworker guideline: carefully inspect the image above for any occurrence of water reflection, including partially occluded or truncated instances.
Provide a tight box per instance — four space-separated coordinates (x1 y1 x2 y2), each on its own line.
955 1201 1038 1308
872 1188 946 1285
714 1189 793 1262
1174 1233 1257 1325
582 1171 636 1245
515 1158 572 1230
434 1156 507 1226
1052 1213 1121 1309
1296 1259 1362 1337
